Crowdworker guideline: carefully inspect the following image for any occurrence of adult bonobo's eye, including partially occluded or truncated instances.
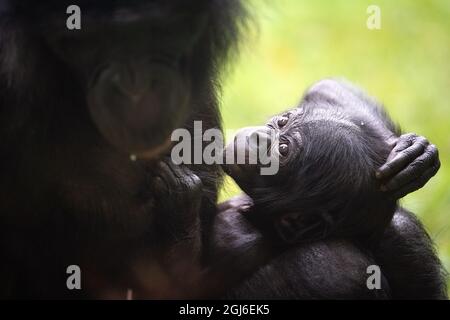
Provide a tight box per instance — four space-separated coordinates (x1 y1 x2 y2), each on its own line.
279 143 289 156
277 116 289 128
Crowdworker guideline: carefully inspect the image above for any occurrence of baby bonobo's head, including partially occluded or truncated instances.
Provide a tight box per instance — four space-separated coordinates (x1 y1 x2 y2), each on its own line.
223 96 396 244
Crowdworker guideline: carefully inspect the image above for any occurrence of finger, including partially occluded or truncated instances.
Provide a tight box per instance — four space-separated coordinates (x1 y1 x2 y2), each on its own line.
392 133 418 152
187 169 202 191
386 136 399 148
165 160 183 179
434 145 441 171
384 133 421 164
157 161 180 193
153 176 169 193
377 136 428 180
180 165 200 191
169 161 195 190
390 163 439 199
168 162 201 193
381 147 436 192
381 144 437 191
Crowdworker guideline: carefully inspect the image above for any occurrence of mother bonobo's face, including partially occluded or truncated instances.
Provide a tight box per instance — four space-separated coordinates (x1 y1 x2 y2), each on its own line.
23 0 210 155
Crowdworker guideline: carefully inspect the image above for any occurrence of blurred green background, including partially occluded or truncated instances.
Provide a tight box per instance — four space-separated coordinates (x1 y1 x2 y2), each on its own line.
218 0 450 293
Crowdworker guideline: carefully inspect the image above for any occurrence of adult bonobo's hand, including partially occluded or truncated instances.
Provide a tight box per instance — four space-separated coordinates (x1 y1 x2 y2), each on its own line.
376 133 440 199
152 158 203 244
151 158 204 296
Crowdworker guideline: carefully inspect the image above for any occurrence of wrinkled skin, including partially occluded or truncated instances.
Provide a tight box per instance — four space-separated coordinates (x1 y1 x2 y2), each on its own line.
377 133 440 199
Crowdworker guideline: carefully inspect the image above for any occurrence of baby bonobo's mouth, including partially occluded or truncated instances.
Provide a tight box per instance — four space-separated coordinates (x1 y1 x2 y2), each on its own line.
222 126 278 193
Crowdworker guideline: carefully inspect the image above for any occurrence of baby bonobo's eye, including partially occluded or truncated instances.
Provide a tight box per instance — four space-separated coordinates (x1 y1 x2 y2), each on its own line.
279 143 289 156
277 116 289 128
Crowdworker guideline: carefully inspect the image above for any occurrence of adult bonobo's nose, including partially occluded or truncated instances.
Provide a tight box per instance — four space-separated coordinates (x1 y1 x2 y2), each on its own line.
88 59 190 157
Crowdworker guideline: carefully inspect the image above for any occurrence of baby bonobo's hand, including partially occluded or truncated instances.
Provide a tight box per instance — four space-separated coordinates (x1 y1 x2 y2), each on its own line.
376 133 440 199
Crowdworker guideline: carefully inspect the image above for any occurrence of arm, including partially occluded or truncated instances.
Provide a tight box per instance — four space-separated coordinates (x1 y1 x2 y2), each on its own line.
373 207 447 299
151 159 204 297
208 197 390 299
210 198 391 299
212 193 390 299
204 195 276 297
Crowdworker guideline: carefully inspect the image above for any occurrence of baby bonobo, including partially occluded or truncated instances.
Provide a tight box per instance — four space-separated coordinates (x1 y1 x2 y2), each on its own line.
225 81 396 244
210 79 446 299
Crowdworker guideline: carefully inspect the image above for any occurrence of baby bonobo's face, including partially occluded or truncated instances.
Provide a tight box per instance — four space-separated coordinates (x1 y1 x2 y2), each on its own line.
223 103 394 244
222 108 303 195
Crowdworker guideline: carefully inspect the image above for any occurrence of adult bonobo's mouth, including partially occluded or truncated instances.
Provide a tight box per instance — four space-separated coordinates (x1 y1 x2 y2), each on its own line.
87 59 190 156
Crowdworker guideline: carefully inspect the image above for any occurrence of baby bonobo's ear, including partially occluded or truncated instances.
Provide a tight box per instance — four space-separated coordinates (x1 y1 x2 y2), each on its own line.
274 211 334 244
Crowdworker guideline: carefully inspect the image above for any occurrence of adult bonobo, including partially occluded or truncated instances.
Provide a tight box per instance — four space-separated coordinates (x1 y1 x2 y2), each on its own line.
0 1 441 298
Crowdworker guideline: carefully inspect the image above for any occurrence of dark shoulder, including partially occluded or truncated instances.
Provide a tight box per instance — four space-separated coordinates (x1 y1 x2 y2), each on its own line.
375 207 447 299
389 207 430 237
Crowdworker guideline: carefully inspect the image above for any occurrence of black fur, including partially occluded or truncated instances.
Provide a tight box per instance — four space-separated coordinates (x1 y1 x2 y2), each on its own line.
0 1 445 299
